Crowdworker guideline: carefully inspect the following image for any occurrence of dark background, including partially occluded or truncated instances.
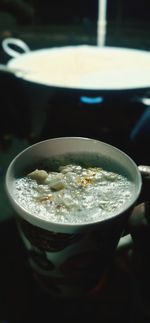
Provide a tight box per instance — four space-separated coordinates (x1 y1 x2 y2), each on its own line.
0 0 150 51
0 0 150 24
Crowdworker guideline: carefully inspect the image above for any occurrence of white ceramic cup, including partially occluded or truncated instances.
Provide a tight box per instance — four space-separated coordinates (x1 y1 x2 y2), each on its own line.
5 137 142 298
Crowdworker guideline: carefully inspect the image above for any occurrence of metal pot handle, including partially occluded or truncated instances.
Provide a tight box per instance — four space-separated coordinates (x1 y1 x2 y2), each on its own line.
2 38 30 58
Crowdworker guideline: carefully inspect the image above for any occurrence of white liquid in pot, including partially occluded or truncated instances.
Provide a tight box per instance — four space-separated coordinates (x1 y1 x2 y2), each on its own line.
9 46 150 89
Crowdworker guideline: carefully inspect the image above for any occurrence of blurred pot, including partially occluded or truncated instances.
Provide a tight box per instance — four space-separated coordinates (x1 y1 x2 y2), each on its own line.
1 38 150 94
1 38 150 139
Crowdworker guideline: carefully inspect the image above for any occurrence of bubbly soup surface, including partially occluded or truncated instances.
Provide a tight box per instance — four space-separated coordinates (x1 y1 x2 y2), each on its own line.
14 164 134 224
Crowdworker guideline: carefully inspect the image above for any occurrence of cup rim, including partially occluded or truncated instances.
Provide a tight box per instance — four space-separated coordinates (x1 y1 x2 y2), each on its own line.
5 136 142 231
